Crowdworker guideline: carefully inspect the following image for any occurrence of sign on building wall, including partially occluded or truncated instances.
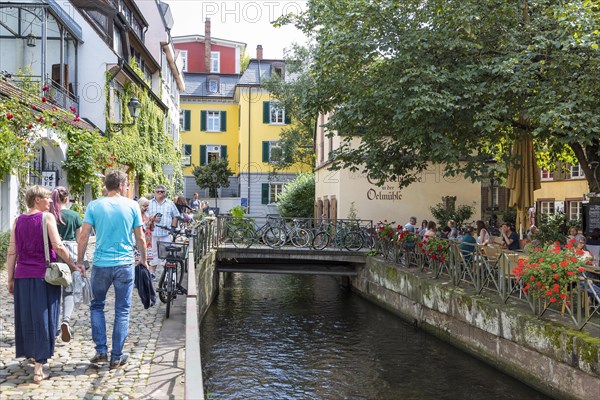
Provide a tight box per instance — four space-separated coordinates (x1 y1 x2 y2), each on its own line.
41 171 57 189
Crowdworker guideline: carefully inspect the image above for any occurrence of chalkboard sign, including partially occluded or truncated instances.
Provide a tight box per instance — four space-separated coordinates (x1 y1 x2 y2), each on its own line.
583 203 600 236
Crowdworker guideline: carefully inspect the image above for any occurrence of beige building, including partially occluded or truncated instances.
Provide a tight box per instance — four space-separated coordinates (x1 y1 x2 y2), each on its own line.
315 114 482 224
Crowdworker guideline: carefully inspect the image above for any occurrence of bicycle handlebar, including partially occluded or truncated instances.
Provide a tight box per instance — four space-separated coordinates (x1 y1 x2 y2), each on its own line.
156 224 197 238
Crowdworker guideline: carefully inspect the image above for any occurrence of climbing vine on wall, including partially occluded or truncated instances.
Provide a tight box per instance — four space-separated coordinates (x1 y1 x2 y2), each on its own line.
104 64 182 196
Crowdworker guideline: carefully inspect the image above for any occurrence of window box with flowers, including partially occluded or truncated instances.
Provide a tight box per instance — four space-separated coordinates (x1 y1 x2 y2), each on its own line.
512 241 586 316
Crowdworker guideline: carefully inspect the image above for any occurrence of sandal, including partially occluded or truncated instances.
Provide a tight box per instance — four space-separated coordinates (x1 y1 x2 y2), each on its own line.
33 371 49 384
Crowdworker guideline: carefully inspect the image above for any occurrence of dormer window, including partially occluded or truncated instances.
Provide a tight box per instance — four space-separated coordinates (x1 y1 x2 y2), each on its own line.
206 75 220 94
209 79 218 93
271 62 285 79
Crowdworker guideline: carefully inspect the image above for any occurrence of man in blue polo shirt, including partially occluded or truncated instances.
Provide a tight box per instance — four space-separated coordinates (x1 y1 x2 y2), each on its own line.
76 171 147 369
500 222 520 251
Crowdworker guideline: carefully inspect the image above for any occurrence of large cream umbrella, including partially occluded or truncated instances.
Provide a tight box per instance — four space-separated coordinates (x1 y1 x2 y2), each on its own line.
507 134 541 238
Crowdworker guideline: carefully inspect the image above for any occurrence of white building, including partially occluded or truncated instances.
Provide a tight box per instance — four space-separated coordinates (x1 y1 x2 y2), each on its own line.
0 0 184 230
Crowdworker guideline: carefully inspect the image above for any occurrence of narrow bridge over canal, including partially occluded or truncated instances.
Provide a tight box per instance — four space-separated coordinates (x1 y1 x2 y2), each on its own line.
216 246 367 276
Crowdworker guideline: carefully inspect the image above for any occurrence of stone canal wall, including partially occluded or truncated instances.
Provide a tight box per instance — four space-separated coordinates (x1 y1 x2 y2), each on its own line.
186 249 223 400
351 257 600 400
194 250 221 319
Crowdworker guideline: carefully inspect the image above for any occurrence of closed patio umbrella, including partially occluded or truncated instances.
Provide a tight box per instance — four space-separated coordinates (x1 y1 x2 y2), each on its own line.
507 134 541 238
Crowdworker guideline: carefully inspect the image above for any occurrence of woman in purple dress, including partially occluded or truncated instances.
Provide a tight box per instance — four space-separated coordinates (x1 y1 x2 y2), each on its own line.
6 186 79 383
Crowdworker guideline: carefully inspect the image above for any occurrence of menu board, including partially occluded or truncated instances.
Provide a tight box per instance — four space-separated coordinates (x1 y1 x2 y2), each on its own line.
583 203 600 235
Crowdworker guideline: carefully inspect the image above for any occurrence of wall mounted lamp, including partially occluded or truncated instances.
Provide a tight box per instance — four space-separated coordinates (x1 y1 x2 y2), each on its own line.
108 96 141 132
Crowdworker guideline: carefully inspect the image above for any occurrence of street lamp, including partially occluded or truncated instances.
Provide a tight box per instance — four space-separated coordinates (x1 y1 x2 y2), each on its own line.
108 96 141 133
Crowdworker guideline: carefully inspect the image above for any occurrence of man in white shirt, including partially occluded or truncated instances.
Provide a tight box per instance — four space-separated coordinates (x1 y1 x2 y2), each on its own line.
147 185 180 277
404 216 417 233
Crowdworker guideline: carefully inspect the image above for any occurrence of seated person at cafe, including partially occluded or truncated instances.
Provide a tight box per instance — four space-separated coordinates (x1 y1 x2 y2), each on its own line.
500 222 520 251
460 226 477 262
440 226 451 239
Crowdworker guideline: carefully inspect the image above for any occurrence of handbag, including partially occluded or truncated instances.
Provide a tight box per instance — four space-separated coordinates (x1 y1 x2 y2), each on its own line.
42 213 72 287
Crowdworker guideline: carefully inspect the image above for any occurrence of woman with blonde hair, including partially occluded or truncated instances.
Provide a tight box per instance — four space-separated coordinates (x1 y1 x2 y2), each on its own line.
6 186 81 383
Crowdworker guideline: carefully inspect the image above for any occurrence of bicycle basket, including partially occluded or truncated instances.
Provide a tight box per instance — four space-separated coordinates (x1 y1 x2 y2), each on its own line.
157 241 189 261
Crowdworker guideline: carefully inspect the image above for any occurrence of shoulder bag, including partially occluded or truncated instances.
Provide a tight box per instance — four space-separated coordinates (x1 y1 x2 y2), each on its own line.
43 213 72 287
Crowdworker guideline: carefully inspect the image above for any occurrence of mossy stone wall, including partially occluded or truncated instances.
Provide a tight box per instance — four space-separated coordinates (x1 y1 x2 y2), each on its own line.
351 258 600 400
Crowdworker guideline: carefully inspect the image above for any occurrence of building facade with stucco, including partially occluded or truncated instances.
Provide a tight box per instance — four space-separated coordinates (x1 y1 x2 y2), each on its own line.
314 113 482 225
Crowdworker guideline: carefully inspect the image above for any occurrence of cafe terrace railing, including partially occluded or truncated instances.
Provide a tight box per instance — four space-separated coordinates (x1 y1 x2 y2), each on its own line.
214 216 374 251
374 237 600 331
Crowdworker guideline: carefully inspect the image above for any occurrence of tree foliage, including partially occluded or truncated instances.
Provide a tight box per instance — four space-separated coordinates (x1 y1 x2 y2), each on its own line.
192 158 233 207
276 173 315 218
429 202 475 229
280 0 600 193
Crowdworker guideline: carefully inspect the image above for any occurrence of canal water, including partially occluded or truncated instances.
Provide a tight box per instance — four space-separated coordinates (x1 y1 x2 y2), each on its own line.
200 273 550 399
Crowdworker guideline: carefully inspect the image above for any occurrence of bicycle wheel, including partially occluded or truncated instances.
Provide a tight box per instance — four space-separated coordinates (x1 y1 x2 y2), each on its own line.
263 227 284 248
312 231 330 250
290 228 311 248
232 227 254 248
344 231 363 251
165 267 174 319
158 269 167 304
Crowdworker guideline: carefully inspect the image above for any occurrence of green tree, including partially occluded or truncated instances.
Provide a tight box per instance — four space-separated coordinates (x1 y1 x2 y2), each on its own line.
279 0 600 197
192 158 233 209
276 173 315 218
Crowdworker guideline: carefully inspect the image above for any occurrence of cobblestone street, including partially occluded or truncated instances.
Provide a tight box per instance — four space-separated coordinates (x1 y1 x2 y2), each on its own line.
0 240 184 399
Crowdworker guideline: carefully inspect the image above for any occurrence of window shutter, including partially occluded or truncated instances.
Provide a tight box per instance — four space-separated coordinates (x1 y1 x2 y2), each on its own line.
200 111 207 131
284 111 291 124
200 145 206 165
263 101 270 123
184 144 192 156
220 145 227 160
220 111 227 131
184 110 191 131
262 141 270 163
261 183 269 204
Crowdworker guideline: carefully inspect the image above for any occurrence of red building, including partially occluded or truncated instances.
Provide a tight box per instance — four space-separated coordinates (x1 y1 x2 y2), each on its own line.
173 19 245 74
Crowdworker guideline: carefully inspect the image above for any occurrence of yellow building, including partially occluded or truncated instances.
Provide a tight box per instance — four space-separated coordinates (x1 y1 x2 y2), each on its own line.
315 113 482 224
177 40 310 214
236 56 310 215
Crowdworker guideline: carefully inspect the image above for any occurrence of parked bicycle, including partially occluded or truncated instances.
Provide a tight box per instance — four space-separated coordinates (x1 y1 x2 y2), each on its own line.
312 219 365 251
264 218 312 248
155 224 195 318
231 215 282 248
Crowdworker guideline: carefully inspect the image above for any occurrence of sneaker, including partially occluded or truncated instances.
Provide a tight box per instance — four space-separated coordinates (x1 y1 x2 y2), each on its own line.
90 353 108 364
109 354 129 370
60 322 72 343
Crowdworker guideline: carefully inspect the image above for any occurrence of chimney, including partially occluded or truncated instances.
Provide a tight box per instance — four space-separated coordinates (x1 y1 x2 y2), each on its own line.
205 18 211 72
256 45 263 61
